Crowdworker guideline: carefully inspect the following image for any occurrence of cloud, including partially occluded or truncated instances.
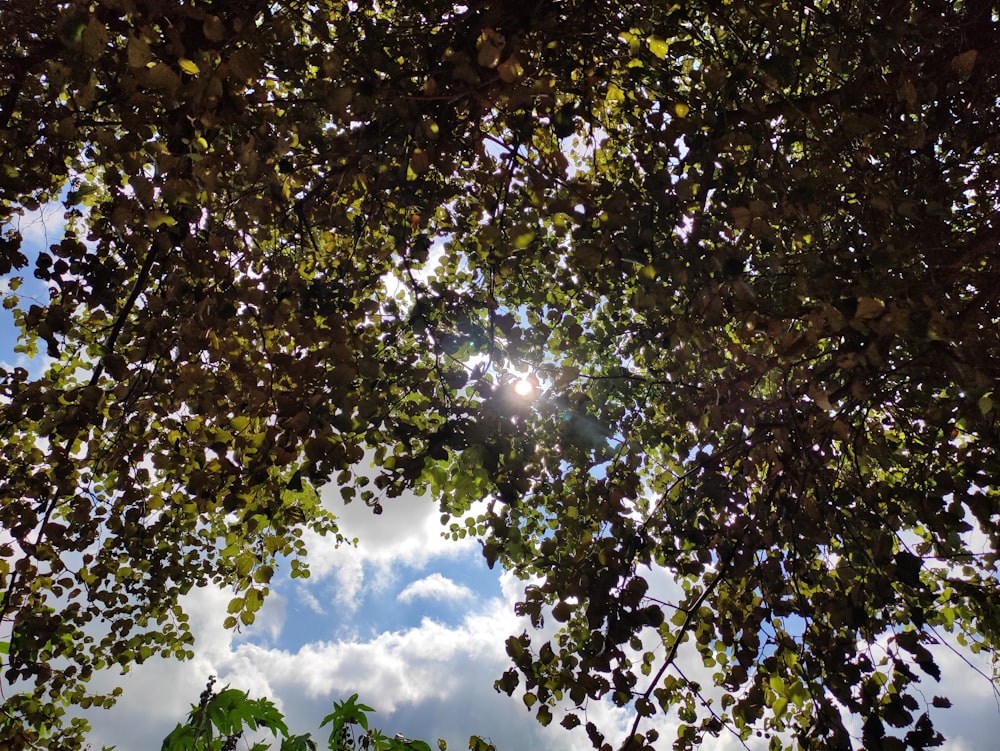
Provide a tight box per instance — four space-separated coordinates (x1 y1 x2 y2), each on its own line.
930 634 1000 751
13 202 66 250
297 585 328 615
75 479 1000 751
397 573 474 604
299 481 479 612
81 569 624 751
79 559 1000 751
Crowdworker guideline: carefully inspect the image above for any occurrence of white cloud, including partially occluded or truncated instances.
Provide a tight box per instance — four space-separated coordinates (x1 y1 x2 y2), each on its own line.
299 480 478 612
397 573 474 604
80 559 1000 751
81 569 616 751
297 585 328 615
74 556 746 751
75 480 1000 751
930 634 1000 750
13 202 66 250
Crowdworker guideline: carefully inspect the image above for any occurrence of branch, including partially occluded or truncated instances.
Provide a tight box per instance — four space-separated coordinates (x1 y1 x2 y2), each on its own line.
89 239 160 386
619 548 736 750
673 664 752 751
0 44 59 129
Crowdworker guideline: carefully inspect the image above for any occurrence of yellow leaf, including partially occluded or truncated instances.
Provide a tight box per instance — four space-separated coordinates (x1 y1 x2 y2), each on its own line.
514 229 536 249
148 211 177 229
178 58 200 75
647 36 669 59
619 30 641 55
673 102 689 118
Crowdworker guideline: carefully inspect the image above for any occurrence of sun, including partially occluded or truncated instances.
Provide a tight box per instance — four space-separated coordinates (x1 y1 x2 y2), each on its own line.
514 378 535 397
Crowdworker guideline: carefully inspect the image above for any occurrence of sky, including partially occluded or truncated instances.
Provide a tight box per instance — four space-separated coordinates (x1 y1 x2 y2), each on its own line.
76 484 1000 751
2 207 999 751
0 203 61 370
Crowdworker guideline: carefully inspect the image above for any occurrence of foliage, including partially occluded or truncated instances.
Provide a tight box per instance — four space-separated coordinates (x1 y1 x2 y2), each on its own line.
160 679 464 751
1 0 999 749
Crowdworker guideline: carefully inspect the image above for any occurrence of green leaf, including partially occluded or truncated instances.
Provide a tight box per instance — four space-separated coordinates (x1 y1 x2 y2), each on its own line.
772 697 788 717
6 4 1000 749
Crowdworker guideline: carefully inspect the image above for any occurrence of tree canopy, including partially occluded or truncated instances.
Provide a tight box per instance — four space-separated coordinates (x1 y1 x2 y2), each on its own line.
1 0 999 749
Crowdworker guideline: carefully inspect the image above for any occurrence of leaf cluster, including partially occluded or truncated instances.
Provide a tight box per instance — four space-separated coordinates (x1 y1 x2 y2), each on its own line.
161 681 474 751
1 0 999 749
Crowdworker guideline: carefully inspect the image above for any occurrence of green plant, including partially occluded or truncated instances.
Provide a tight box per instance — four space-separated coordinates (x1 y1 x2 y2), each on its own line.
161 679 492 751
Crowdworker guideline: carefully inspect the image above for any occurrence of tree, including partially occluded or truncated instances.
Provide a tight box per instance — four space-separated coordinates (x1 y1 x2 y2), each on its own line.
1 0 998 749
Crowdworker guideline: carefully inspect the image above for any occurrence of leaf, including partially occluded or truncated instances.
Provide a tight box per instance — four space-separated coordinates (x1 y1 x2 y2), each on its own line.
853 297 885 319
141 61 182 91
497 55 524 83
410 148 431 174
950 50 977 78
977 392 993 416
536 705 552 726
5 4 1000 749
148 210 177 229
730 206 752 228
230 416 251 431
476 29 505 68
768 674 785 695
126 35 152 68
513 229 535 249
772 697 788 717
647 36 669 59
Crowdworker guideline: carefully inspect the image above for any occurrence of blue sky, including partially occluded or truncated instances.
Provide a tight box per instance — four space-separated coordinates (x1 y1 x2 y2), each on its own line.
3 206 1000 751
0 205 59 375
75 483 1000 751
